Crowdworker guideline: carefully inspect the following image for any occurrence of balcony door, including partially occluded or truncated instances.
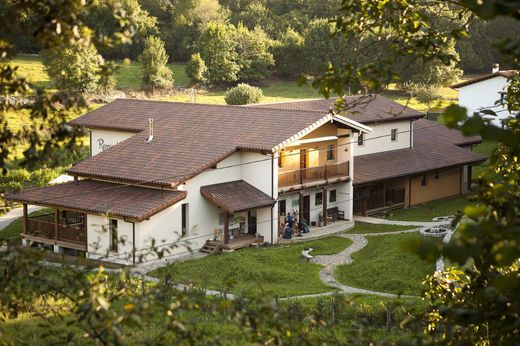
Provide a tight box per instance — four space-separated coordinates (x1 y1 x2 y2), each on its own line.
303 195 311 224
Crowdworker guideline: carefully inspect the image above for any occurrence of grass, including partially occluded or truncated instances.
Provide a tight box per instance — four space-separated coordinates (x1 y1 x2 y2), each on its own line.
0 208 53 244
380 195 470 222
335 233 436 295
9 56 52 89
344 222 417 234
471 139 497 179
115 61 190 89
151 236 353 297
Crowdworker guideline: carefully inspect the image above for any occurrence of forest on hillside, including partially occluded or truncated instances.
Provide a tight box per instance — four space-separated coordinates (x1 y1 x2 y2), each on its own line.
8 0 520 84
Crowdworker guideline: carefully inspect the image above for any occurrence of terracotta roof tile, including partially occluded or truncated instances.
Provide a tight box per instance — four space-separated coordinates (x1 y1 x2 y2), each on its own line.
200 180 275 214
68 99 331 187
353 121 486 185
451 70 516 89
5 180 186 221
257 95 425 124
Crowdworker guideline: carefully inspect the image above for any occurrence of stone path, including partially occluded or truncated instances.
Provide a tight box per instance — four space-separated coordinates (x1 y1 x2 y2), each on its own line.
0 205 42 232
308 229 422 298
354 215 444 227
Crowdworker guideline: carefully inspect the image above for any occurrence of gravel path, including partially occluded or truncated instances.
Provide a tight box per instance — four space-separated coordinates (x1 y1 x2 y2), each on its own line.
308 229 421 298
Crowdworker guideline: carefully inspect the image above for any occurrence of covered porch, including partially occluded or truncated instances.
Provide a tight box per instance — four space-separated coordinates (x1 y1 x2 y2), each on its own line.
200 180 276 251
22 206 87 251
353 180 406 216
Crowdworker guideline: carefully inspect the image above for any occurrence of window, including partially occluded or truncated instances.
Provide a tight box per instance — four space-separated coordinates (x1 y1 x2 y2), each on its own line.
219 212 234 225
391 128 398 141
329 189 337 203
181 203 188 236
315 192 323 205
357 133 364 146
327 145 335 161
434 172 439 180
421 175 427 186
109 219 118 252
499 91 507 105
278 151 283 168
278 200 286 216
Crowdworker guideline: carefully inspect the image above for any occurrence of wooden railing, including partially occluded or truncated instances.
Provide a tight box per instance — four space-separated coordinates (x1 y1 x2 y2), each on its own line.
278 161 349 188
24 211 87 246
353 188 406 215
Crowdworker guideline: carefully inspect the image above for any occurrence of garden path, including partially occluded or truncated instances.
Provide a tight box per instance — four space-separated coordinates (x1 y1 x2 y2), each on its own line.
309 228 421 298
0 205 42 232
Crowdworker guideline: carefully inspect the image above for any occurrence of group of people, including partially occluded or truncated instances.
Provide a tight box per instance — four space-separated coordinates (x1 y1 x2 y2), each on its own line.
281 211 310 239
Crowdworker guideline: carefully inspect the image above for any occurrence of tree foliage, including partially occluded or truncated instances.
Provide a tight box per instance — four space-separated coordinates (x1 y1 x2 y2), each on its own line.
41 43 104 93
185 52 207 84
138 36 173 92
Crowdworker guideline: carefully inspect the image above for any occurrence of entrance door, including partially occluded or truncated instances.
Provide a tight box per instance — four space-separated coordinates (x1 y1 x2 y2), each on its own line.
303 195 311 224
247 210 257 235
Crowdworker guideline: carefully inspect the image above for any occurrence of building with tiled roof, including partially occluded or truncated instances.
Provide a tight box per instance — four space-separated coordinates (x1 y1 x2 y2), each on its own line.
7 96 485 264
451 65 517 127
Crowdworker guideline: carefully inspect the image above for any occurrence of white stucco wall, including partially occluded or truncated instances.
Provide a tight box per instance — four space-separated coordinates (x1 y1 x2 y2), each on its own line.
90 129 135 156
458 76 511 127
355 120 411 156
86 214 136 263
278 181 350 225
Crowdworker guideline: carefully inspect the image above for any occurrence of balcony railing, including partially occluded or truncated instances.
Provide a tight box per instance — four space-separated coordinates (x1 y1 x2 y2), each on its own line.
24 211 87 249
278 161 349 188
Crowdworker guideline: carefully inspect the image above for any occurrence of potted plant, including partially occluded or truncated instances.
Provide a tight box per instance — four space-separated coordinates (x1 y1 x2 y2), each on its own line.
317 212 324 227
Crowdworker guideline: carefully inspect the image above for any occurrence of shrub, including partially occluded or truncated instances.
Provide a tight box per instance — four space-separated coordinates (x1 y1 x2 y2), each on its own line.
224 83 263 105
138 36 174 92
185 53 207 84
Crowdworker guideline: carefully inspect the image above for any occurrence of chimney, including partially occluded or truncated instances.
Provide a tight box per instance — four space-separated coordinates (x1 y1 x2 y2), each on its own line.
146 118 154 142
492 63 500 73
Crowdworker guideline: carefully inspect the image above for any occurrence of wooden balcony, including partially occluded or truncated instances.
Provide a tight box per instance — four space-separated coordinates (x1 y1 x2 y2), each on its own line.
278 161 349 189
23 210 87 251
353 187 406 216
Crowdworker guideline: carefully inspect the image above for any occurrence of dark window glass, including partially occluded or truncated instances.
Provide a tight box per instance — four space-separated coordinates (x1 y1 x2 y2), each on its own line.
421 175 427 186
315 192 323 205
329 189 337 202
391 129 398 141
327 145 335 160
358 133 364 146
278 200 286 216
109 219 118 252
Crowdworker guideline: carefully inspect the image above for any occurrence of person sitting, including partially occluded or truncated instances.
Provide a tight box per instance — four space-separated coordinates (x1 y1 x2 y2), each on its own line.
282 223 293 239
299 220 310 234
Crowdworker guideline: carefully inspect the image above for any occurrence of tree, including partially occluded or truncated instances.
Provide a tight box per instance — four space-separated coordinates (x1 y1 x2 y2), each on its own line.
41 43 104 93
86 0 158 60
185 53 207 84
235 24 275 81
198 22 240 84
273 28 305 78
138 36 174 92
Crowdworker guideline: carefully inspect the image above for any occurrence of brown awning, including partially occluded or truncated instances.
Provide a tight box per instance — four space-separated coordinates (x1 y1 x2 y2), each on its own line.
200 180 275 214
6 180 186 222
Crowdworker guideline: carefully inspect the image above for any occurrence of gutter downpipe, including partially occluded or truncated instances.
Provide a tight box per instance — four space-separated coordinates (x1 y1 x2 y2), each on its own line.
132 222 136 266
271 154 274 245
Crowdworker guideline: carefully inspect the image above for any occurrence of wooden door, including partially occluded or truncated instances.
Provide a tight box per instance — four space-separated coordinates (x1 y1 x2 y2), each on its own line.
303 195 311 224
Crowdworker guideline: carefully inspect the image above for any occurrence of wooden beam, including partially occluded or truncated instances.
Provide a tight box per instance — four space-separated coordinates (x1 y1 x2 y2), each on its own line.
224 212 230 245
323 187 328 226
23 204 28 235
54 209 59 241
299 191 303 222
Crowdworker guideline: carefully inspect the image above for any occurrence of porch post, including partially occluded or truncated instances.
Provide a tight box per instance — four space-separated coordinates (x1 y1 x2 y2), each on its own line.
23 203 28 235
224 212 230 245
322 187 328 226
54 209 59 240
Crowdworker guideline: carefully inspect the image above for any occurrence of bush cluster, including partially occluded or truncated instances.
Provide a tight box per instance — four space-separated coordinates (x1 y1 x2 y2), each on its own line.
224 83 263 105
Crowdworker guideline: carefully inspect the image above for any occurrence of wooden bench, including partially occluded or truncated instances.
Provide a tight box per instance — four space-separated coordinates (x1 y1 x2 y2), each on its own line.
327 207 345 221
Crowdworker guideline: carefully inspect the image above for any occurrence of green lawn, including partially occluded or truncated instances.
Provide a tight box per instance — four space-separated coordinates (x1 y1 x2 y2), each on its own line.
9 56 52 89
115 61 190 89
151 236 353 297
335 233 436 296
0 208 53 245
471 139 497 179
380 195 470 222
344 222 417 234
